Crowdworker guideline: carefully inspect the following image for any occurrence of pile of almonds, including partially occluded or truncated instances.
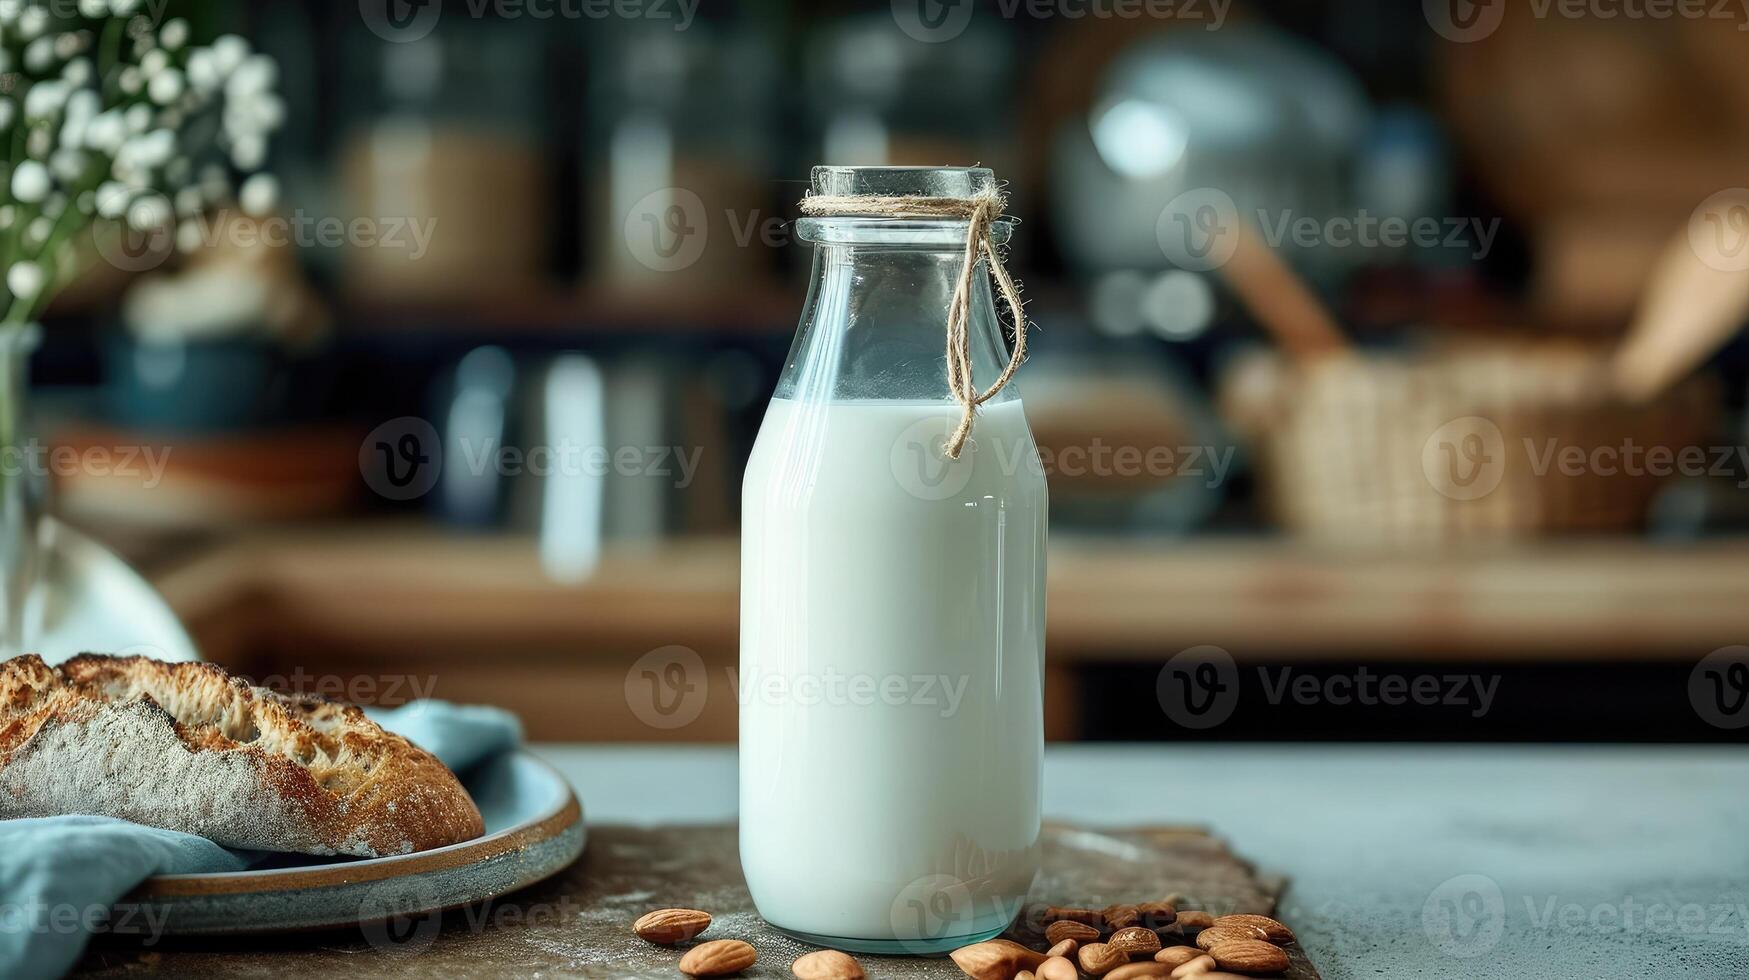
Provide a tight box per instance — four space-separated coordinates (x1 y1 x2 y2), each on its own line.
630 900 1297 979
632 907 866 978
950 904 1297 980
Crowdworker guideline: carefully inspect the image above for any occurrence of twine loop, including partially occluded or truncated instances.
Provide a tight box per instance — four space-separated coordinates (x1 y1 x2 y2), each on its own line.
798 192 1028 459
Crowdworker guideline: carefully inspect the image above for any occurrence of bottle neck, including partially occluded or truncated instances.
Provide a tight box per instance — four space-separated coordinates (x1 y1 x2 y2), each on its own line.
776 236 1017 405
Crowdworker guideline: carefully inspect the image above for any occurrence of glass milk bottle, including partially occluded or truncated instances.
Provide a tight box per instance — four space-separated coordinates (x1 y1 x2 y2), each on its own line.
740 166 1046 953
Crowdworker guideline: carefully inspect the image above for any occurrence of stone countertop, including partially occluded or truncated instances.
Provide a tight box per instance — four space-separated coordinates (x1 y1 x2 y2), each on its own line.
539 743 1749 980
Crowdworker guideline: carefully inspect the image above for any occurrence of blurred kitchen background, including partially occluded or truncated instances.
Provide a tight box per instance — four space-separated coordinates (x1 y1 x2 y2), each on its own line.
19 0 1749 743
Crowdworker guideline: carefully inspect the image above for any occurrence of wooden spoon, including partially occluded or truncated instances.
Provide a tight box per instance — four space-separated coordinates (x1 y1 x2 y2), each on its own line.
1216 219 1349 361
1612 221 1749 402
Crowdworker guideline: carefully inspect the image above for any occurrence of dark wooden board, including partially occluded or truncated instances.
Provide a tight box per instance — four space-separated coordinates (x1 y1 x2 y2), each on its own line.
74 824 1321 979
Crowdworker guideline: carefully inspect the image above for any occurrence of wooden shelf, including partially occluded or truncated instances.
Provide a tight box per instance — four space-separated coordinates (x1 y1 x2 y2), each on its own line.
151 526 1749 662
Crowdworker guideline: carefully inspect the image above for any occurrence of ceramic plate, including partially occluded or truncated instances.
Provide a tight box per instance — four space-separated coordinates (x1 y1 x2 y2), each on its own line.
122 750 585 934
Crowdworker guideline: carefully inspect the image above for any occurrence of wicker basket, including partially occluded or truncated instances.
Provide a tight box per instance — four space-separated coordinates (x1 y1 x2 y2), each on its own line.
1222 342 1719 544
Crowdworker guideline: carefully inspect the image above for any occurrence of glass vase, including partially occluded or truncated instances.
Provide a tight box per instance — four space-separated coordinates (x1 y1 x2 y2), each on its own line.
0 324 43 657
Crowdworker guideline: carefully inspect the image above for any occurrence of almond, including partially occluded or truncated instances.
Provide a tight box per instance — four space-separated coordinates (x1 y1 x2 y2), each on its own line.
1046 920 1101 946
1110 926 1163 956
632 907 711 945
1106 964 1176 980
950 939 1048 980
1210 914 1294 944
1079 942 1129 976
1174 911 1216 932
1043 906 1107 928
1103 904 1142 931
1046 939 1078 959
679 939 756 977
1193 925 1267 950
1209 939 1289 975
1155 946 1207 967
1037 956 1078 980
1136 900 1179 929
791 949 864 980
1169 954 1217 978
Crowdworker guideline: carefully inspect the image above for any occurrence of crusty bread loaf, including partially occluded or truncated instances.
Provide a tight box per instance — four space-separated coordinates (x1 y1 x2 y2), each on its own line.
0 654 484 857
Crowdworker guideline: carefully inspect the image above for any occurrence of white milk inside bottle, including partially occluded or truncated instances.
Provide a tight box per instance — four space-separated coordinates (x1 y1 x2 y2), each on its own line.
739 166 1047 954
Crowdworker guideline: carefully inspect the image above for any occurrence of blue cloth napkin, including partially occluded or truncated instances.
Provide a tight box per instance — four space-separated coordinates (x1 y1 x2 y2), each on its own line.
0 700 521 980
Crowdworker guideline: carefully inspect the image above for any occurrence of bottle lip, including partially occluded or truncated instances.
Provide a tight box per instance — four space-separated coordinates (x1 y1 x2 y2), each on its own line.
796 216 1012 247
810 165 997 199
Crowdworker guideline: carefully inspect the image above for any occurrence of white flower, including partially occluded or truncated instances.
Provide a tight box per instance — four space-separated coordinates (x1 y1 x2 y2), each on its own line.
22 80 67 119
131 128 175 167
229 134 266 170
7 262 43 299
10 160 50 203
61 58 93 87
226 55 276 100
127 194 170 231
54 31 88 59
50 147 85 182
119 66 144 95
23 37 55 72
239 173 277 216
175 218 203 253
0 1 19 27
64 88 98 123
110 0 140 14
186 49 218 93
78 0 107 16
26 216 50 244
159 18 188 51
95 181 130 218
148 68 183 105
16 6 47 40
84 111 125 153
124 103 151 133
74 190 94 214
25 129 50 159
211 35 249 76
141 49 169 76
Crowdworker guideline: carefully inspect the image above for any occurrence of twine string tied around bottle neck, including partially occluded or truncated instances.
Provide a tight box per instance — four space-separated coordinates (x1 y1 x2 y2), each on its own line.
797 192 1028 459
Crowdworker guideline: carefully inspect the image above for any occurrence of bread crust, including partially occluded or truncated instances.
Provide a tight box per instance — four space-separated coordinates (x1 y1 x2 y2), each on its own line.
0 654 484 857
